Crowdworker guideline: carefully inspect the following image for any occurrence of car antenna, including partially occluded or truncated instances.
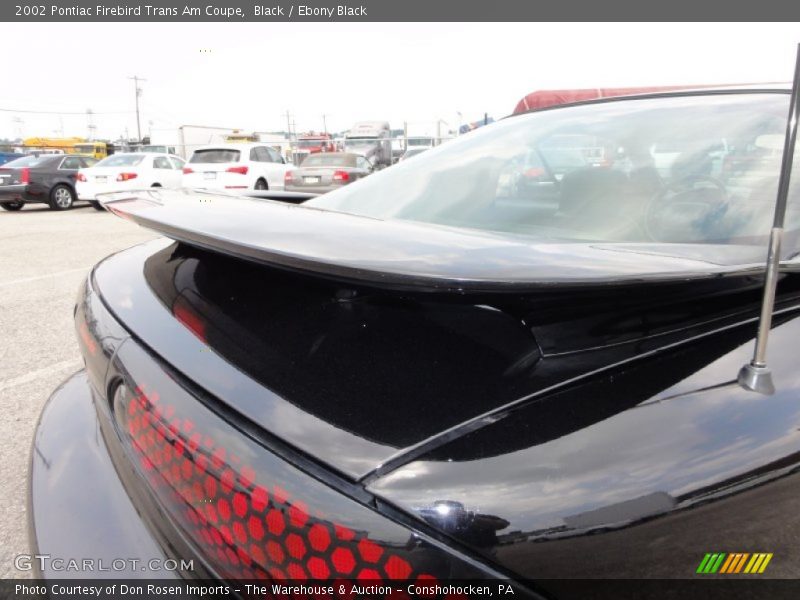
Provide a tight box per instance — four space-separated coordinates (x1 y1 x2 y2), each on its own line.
738 43 800 395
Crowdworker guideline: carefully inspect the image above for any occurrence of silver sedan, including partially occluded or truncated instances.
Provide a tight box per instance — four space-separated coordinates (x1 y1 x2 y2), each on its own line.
285 152 373 194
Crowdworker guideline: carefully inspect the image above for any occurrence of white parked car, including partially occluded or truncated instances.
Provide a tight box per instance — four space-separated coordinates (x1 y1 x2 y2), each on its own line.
182 144 291 191
77 153 185 210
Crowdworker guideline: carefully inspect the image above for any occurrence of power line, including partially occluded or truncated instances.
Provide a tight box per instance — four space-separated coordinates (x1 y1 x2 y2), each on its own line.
0 107 132 115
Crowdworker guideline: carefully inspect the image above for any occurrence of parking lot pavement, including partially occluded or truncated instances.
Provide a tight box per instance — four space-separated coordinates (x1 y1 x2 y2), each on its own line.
0 204 157 578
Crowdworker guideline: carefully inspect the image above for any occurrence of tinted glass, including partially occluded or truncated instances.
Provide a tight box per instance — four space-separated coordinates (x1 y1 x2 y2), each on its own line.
96 154 145 167
153 157 171 169
254 147 270 162
190 149 241 163
309 94 798 251
345 138 378 147
302 154 357 168
168 157 185 170
140 145 172 154
60 157 83 169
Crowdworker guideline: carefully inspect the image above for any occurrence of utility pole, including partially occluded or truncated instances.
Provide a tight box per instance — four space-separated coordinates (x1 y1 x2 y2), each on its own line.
128 75 146 141
12 116 24 140
284 110 295 161
86 108 96 141
284 110 293 137
322 114 328 135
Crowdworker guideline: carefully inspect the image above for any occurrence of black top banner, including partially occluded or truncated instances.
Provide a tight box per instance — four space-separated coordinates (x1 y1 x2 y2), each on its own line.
3 0 800 22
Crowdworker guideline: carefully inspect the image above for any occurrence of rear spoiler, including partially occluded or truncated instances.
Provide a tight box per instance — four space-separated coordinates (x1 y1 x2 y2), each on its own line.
100 188 790 294
240 190 318 204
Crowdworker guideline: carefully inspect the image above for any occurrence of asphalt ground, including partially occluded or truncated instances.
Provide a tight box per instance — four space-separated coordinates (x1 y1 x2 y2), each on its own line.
0 202 157 578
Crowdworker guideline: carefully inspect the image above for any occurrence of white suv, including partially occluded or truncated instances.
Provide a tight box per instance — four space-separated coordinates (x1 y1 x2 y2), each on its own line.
182 143 291 191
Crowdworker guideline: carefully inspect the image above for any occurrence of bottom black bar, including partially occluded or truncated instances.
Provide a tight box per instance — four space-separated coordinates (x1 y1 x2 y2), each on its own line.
4 579 800 600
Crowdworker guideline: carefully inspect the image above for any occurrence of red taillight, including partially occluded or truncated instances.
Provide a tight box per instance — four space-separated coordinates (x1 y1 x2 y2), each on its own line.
76 172 87 182
116 172 138 182
20 167 30 184
523 167 546 179
226 165 249 175
284 171 294 183
122 381 443 583
182 167 194 175
332 170 350 182
172 298 207 342
78 321 97 356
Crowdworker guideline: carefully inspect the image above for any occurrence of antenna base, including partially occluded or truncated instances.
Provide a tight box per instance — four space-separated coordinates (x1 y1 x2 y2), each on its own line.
737 363 775 395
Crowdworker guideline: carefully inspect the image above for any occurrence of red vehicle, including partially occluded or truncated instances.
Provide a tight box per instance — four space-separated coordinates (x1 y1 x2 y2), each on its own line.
295 133 335 164
512 85 716 115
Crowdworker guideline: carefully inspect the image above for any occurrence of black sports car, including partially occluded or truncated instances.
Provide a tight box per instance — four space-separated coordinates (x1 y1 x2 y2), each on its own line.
30 86 800 598
0 154 98 211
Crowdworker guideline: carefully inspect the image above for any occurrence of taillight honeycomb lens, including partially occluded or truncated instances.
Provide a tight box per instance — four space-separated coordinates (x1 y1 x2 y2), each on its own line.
118 381 443 585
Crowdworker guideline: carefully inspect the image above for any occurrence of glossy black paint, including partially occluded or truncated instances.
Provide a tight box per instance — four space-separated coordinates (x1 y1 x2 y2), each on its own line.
0 155 94 207
242 190 319 204
100 188 800 292
85 234 800 585
28 371 178 579
101 337 506 583
94 235 800 474
368 308 800 586
94 239 550 478
32 266 529 588
74 273 129 394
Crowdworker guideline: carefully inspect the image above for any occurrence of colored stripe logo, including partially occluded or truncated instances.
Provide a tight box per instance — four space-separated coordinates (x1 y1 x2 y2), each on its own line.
697 553 773 574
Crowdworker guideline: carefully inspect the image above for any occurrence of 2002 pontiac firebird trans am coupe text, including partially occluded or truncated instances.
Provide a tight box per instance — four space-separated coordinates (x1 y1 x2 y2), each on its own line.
28 87 800 598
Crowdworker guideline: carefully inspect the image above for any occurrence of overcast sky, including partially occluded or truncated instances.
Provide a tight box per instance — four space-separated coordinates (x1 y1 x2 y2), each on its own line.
1 22 799 140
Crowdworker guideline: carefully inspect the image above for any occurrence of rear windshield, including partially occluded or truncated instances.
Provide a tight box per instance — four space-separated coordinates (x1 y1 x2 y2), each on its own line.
140 146 173 153
302 154 356 167
190 149 241 163
96 155 145 167
1 155 57 168
309 93 800 260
